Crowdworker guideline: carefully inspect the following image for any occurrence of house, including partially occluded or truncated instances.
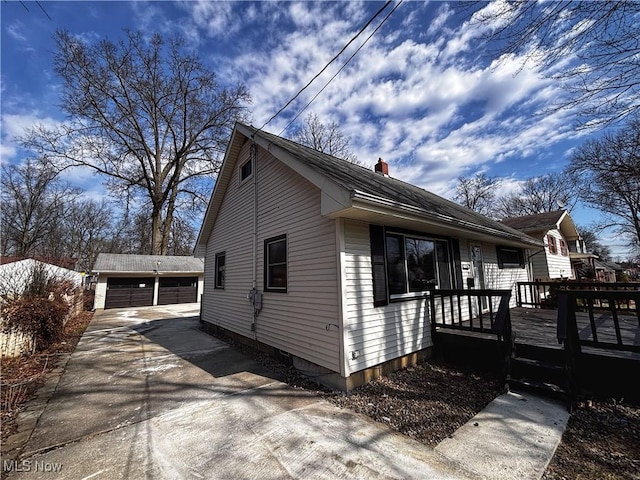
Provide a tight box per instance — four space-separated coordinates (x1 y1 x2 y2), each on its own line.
0 258 82 299
501 210 597 281
195 123 542 390
92 254 204 310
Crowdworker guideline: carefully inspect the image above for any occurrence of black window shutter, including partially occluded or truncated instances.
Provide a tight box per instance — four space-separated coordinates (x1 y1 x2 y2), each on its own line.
369 224 388 307
451 238 464 289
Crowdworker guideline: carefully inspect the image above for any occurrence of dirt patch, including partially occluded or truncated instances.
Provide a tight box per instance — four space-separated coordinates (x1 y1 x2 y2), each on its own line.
544 399 640 480
1 311 93 443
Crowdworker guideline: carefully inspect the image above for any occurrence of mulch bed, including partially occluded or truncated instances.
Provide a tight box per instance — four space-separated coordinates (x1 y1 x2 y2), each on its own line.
1 311 93 443
543 399 640 480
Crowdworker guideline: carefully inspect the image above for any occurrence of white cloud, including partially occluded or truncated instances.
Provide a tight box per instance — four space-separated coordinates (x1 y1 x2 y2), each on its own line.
6 21 27 42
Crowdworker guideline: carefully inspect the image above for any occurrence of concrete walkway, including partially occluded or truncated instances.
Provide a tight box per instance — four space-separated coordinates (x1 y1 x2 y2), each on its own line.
3 304 569 479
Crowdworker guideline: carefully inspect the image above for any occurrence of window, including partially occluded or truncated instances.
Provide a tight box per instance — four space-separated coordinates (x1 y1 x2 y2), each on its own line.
265 235 287 292
214 252 225 289
547 235 557 254
384 232 452 298
560 239 568 256
240 158 252 182
496 246 525 269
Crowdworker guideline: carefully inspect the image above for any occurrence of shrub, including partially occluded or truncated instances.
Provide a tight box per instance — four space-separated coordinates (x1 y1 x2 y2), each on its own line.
1 296 70 351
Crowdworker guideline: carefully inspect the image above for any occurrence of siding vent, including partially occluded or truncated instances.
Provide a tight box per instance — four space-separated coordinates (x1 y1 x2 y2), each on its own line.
374 157 389 176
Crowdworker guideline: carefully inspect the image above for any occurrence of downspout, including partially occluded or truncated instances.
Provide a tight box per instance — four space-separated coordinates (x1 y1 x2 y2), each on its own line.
250 141 259 337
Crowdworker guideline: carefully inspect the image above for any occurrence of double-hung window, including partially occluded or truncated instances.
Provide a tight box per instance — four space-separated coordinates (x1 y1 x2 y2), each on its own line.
265 235 287 292
384 232 452 298
214 252 225 289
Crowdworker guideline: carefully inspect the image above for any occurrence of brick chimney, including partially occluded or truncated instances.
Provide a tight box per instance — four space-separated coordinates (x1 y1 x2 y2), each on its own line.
374 157 389 176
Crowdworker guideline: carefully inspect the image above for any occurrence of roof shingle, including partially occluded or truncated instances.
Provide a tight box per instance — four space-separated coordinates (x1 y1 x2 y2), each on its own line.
244 124 540 247
93 254 203 273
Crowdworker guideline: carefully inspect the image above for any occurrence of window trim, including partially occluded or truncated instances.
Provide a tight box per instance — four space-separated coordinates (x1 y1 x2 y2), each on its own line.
496 245 525 269
214 252 226 289
264 234 287 293
559 239 568 256
385 230 453 301
239 158 253 184
547 235 558 255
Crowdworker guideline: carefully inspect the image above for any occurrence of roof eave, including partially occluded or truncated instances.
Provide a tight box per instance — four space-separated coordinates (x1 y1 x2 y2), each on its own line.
346 191 543 248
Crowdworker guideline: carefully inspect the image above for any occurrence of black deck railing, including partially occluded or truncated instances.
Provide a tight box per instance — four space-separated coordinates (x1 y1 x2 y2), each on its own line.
430 289 513 381
557 289 640 400
429 289 512 336
557 290 640 352
517 281 640 309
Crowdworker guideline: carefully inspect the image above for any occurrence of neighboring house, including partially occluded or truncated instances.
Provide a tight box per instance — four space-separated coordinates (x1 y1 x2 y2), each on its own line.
501 210 596 281
195 123 542 390
594 259 617 283
0 258 82 298
0 258 83 357
92 254 204 310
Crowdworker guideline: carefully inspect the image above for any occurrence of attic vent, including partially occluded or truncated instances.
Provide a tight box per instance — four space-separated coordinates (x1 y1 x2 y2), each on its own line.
374 157 389 176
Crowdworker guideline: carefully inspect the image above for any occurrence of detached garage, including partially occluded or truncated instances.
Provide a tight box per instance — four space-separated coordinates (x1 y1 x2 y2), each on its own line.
92 254 204 310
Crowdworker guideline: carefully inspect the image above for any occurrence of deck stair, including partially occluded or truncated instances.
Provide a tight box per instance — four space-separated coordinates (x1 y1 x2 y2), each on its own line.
507 343 569 401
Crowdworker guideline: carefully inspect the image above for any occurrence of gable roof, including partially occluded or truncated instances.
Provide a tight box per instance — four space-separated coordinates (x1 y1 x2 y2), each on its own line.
93 254 204 274
501 210 580 239
196 123 542 254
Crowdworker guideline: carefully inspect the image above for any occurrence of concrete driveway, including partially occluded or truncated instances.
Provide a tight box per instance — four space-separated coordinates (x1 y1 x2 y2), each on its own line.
7 304 474 479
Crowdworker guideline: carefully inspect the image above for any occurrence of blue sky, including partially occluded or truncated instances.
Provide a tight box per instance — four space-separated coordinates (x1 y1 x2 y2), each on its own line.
0 1 630 258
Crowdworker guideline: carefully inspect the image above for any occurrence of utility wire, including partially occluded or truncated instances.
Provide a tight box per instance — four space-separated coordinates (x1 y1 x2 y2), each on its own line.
36 1 52 21
258 1 393 132
279 0 404 136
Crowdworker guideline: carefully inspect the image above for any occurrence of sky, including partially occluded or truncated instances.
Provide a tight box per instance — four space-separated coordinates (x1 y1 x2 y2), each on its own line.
0 1 631 259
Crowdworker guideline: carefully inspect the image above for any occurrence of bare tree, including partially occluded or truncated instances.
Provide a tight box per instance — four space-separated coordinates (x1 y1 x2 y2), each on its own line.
570 118 640 252
292 113 360 164
496 172 579 218
22 30 251 255
578 226 612 262
62 198 117 272
453 173 499 216
464 1 640 128
0 158 79 257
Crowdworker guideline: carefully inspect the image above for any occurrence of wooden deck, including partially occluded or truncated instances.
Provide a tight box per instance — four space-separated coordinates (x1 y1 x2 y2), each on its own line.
463 306 640 359
435 306 640 356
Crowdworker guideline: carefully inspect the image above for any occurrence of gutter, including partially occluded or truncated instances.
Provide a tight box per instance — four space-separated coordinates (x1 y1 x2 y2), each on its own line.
350 191 543 248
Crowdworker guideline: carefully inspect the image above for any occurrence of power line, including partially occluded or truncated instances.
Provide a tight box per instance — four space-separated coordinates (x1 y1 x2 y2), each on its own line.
258 1 393 132
279 0 404 136
16 1 52 20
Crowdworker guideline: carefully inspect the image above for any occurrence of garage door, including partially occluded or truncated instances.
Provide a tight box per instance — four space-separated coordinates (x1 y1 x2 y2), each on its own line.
105 277 154 309
158 277 198 305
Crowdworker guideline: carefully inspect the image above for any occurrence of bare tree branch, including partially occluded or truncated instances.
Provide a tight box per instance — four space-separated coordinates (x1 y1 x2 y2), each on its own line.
462 1 640 129
21 30 251 254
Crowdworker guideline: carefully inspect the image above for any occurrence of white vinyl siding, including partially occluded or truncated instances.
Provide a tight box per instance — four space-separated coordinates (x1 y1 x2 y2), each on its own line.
202 143 340 372
544 229 573 279
529 229 573 280
342 220 431 375
479 242 529 308
202 142 255 338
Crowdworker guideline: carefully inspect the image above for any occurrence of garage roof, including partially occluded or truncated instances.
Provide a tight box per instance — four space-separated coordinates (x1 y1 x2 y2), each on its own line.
93 254 204 274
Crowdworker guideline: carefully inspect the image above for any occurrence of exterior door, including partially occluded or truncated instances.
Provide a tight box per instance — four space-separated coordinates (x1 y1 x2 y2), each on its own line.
470 244 488 313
